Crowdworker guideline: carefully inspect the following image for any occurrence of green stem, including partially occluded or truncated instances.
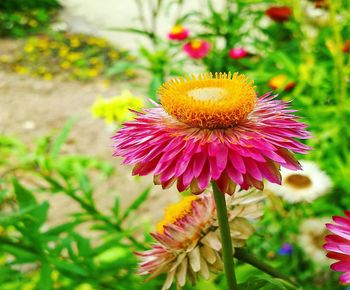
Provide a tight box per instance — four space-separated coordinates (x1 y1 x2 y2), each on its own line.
212 182 238 290
234 248 298 288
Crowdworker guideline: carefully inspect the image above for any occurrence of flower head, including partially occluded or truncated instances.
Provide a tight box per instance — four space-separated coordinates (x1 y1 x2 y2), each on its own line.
229 47 249 59
266 6 292 22
269 75 295 91
299 218 330 264
136 190 265 289
91 90 143 125
112 73 310 194
266 160 332 203
168 25 190 41
324 211 350 285
183 40 210 59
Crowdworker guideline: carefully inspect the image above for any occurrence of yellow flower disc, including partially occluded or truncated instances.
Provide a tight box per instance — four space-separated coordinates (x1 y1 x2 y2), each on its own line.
158 72 256 129
157 195 199 233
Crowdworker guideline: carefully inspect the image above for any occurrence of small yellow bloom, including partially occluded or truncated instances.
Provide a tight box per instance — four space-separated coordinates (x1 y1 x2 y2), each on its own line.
60 61 71 69
67 52 83 62
24 44 35 53
108 51 120 59
14 65 29 74
90 90 144 125
43 73 53 81
28 19 38 27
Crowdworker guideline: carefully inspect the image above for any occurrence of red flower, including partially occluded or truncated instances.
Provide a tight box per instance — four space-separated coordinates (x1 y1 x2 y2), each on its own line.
228 47 249 59
269 75 295 91
183 40 210 59
168 25 190 41
266 6 292 22
342 40 350 53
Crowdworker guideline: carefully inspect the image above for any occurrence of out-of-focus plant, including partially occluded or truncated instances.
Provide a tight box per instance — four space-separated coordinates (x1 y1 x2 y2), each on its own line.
0 119 165 290
0 32 136 81
0 0 61 38
91 90 144 126
110 0 187 101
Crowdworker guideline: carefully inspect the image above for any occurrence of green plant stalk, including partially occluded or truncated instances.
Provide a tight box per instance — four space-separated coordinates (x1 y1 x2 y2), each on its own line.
234 248 298 288
212 182 238 290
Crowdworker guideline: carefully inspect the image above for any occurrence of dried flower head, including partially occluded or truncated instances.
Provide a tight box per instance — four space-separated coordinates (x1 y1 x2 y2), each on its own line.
136 190 265 289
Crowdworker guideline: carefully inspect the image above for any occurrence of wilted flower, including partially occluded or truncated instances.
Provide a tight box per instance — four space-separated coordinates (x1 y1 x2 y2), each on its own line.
228 47 248 59
269 75 296 91
266 160 332 203
168 25 190 41
266 6 292 22
183 40 210 59
325 211 350 285
112 73 310 194
136 190 265 289
299 218 330 264
278 243 293 256
91 90 143 125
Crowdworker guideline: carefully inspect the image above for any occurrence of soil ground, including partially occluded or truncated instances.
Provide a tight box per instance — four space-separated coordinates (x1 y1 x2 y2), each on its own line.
0 38 179 230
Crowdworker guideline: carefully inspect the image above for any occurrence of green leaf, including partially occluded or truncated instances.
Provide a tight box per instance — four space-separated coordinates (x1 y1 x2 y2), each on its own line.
50 117 77 159
50 259 88 277
13 178 37 208
120 187 151 221
37 262 52 290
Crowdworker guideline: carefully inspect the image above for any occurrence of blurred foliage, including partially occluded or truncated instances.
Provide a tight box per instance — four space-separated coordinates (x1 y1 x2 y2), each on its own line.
0 0 61 38
0 119 164 290
0 32 137 81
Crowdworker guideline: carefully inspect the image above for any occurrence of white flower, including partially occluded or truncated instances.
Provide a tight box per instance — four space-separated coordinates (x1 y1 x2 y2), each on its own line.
298 218 330 265
265 160 332 203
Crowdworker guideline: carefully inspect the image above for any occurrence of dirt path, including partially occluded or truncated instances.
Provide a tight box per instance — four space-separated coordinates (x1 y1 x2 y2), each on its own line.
0 39 179 230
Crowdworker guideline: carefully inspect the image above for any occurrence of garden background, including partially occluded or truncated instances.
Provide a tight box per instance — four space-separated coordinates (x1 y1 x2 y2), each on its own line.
0 0 349 289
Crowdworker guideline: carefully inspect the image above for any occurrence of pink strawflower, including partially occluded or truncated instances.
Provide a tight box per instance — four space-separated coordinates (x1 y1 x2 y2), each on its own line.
183 39 210 59
229 47 249 59
324 211 350 285
112 73 311 195
168 25 190 41
136 190 265 289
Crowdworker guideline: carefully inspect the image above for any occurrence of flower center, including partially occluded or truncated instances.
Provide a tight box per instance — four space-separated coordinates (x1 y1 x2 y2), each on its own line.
190 40 202 49
171 25 184 34
157 195 198 234
159 72 256 129
285 174 312 189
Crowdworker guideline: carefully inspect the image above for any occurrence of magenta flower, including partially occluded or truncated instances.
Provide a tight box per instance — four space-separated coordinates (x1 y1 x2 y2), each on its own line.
168 25 190 41
324 211 350 285
229 47 249 59
112 73 310 195
183 39 210 59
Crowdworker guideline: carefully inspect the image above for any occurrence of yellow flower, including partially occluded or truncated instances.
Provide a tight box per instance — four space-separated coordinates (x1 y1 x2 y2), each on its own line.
88 68 100 78
90 90 144 124
108 51 120 59
70 37 81 48
28 19 38 27
14 65 29 74
60 61 71 69
59 47 69 57
24 44 35 53
43 73 53 81
67 52 83 62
